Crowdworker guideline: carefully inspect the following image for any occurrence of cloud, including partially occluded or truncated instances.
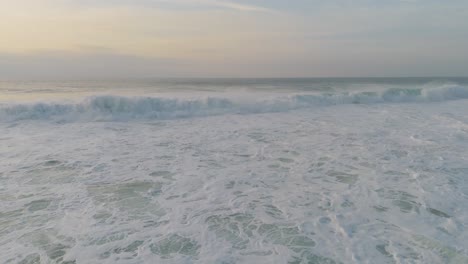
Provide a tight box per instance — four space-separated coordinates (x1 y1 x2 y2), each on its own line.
151 0 275 13
192 0 273 12
57 0 274 13
0 51 185 79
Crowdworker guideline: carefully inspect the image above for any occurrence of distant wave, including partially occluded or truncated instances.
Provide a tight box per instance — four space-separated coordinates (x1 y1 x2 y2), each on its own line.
1 85 468 122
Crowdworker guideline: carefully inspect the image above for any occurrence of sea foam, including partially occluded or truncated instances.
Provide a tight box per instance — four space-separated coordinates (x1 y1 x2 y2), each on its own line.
2 81 468 263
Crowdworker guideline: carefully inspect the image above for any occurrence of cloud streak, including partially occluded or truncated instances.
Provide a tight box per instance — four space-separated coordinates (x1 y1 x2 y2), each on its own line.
61 0 275 13
143 0 274 13
194 0 273 12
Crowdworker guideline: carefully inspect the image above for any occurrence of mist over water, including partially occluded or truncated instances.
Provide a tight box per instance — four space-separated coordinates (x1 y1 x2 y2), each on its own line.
1 78 468 263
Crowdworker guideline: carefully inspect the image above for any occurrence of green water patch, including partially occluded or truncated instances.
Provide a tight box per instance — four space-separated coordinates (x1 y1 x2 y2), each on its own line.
289 250 341 264
413 234 468 263
393 200 420 214
225 180 236 189
319 217 331 224
43 160 62 167
240 250 273 256
247 132 270 143
340 200 354 208
149 171 175 181
258 224 316 252
18 253 41 264
113 181 163 197
25 164 77 185
26 199 51 212
206 213 316 254
373 205 389 213
268 163 281 169
115 240 144 253
278 157 295 164
87 181 165 218
100 240 145 258
327 170 359 185
206 213 255 250
426 208 451 218
283 150 300 156
91 230 132 246
150 234 200 258
263 204 284 219
375 243 393 259
19 230 75 263
376 189 421 214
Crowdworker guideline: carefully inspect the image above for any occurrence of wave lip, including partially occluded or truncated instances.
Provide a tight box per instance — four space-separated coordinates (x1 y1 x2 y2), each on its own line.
422 85 468 101
1 85 468 122
0 96 240 121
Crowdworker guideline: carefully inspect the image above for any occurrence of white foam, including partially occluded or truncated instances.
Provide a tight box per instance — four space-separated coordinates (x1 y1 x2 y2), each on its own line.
1 85 468 263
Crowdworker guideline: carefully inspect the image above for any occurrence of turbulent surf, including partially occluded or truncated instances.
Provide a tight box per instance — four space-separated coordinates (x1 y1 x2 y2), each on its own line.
1 78 468 263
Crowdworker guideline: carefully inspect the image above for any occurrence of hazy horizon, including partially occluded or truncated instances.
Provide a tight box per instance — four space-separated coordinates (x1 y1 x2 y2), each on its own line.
2 76 468 82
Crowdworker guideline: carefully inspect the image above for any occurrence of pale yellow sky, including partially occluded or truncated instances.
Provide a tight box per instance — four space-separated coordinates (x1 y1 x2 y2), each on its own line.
1 0 468 78
1 1 296 60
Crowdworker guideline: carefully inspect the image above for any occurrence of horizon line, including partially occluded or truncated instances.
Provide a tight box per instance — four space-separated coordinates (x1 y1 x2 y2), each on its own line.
2 76 468 82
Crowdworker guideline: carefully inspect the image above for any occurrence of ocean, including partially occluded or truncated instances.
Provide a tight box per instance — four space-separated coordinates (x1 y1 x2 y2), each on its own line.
1 78 468 263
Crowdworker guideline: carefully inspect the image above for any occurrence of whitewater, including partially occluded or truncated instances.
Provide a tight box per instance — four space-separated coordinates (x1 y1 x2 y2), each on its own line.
1 78 468 263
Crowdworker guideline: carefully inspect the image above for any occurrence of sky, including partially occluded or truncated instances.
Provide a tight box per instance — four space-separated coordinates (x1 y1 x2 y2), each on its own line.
1 0 467 79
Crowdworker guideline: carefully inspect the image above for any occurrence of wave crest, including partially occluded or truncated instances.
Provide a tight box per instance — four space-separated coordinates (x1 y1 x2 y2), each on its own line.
1 85 468 122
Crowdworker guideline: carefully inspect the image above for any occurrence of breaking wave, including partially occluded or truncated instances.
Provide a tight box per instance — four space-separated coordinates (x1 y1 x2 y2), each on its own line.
1 85 468 122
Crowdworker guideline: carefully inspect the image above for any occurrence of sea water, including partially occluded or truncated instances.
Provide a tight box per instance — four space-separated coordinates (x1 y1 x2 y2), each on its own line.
1 78 468 263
